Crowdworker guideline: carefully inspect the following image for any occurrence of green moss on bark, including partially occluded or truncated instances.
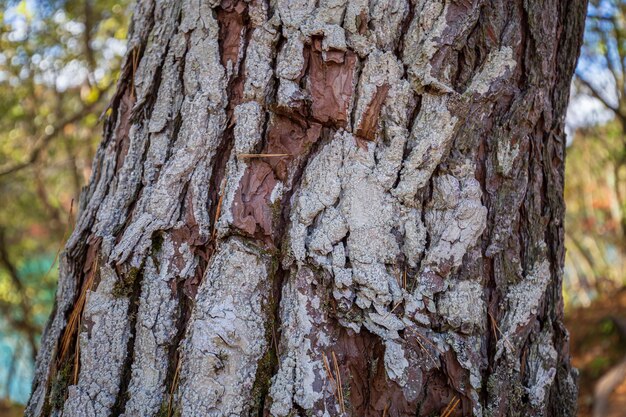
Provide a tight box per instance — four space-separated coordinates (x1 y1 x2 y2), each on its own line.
112 267 140 298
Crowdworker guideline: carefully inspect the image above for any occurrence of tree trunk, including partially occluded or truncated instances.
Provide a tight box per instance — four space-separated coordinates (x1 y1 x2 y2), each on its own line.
26 0 587 416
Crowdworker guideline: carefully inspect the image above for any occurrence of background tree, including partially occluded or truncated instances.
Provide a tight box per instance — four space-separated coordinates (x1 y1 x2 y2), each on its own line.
0 0 128 404
564 1 626 414
26 0 586 416
574 0 626 250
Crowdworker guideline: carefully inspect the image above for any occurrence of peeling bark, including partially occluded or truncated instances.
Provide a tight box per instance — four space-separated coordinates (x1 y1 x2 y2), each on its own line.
27 0 586 416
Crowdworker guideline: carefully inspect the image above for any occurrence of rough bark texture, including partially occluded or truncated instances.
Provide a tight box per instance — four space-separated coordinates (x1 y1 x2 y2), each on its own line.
27 0 587 416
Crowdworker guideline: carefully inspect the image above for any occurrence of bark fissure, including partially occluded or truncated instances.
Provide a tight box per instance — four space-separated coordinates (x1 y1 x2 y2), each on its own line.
109 265 144 417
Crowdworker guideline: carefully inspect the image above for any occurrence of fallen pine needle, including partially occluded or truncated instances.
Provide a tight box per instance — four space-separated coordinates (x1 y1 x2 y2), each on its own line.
403 267 407 289
405 327 442 368
440 396 455 417
489 312 515 352
383 300 403 320
489 312 498 341
322 352 345 413
73 315 80 384
130 48 139 100
410 327 444 355
332 351 345 414
211 178 226 240
382 402 390 417
414 334 439 368
59 255 98 364
72 272 93 385
322 353 336 386
167 360 182 417
237 153 289 158
440 396 460 417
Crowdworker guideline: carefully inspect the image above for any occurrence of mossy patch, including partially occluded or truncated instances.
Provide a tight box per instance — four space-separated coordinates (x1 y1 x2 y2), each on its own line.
250 257 281 415
156 401 169 417
112 267 140 298
49 360 73 411
151 233 164 253
250 343 277 414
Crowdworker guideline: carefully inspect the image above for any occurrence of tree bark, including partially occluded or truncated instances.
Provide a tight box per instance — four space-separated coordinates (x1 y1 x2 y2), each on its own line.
26 0 587 416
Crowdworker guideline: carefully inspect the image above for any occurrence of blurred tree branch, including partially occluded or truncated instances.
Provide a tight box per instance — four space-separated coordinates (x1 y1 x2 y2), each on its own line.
0 95 105 177
577 72 622 115
0 229 37 360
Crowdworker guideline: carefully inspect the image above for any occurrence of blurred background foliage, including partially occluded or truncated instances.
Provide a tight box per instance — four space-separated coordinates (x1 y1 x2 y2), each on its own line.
564 122 625 308
560 1 626 415
1 0 626 415
0 0 128 408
